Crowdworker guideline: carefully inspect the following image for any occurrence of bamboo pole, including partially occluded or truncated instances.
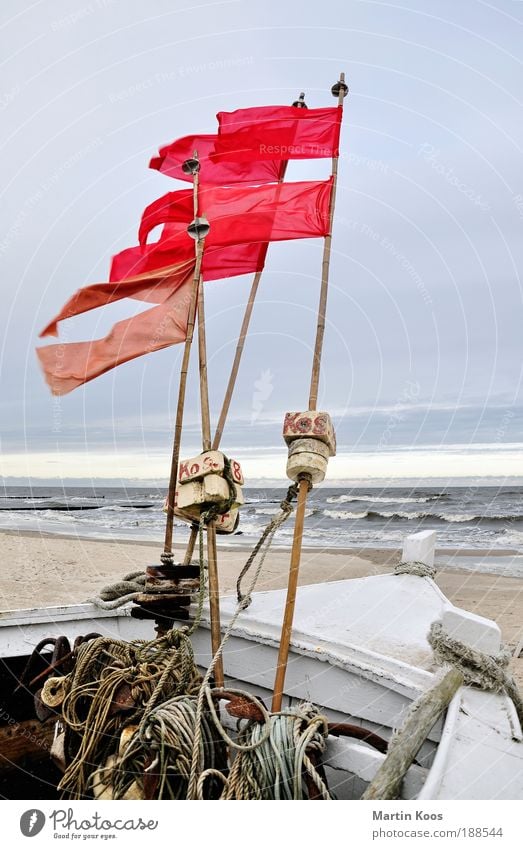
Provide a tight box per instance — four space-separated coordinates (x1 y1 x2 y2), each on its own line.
196 277 225 686
182 525 198 565
212 156 291 451
362 668 463 800
162 240 203 556
211 268 263 451
181 265 265 563
308 76 345 409
197 279 211 452
272 73 347 711
206 522 223 684
163 158 203 556
183 155 290 562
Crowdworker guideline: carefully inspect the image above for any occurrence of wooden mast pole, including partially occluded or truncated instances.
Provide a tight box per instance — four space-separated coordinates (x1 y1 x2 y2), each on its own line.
162 157 205 558
183 112 297 562
196 273 225 687
272 73 347 711
211 268 263 451
182 262 264 566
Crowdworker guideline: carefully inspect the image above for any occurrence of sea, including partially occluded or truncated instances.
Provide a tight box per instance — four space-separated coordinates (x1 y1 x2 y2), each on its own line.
0 485 522 568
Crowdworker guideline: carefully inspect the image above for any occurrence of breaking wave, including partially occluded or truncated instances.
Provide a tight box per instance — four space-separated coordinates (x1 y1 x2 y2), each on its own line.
322 509 523 523
323 509 370 520
325 493 443 505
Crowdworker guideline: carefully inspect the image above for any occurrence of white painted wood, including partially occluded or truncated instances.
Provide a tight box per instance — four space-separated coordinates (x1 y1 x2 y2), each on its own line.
0 603 152 658
288 437 330 459
217 576 448 672
402 529 437 568
419 688 523 800
176 476 228 509
324 736 427 799
440 607 501 654
173 504 240 533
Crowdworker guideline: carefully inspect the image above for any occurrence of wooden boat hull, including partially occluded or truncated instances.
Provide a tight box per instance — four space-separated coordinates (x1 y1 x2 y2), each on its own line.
1 569 521 799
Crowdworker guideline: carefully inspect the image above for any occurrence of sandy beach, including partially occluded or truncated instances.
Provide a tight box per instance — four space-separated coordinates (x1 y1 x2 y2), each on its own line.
1 529 522 650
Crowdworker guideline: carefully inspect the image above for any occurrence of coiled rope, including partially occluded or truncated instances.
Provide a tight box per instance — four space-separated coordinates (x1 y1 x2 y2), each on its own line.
87 571 146 610
394 560 437 579
58 628 202 799
428 621 523 729
205 697 332 800
109 693 227 800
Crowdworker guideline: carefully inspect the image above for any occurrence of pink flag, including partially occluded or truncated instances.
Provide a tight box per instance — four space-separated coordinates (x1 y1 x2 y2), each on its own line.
37 270 193 395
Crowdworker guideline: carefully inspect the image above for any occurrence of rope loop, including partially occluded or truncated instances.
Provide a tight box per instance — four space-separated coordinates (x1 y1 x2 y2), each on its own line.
428 621 523 729
200 455 237 525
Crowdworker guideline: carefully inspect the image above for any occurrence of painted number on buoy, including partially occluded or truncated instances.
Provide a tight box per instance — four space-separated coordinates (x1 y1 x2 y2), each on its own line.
231 460 244 485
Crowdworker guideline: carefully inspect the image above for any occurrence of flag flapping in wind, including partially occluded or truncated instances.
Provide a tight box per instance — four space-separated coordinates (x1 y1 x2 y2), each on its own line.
37 101 337 395
40 257 195 337
150 133 284 185
139 179 333 248
215 106 342 161
37 262 194 395
111 241 267 295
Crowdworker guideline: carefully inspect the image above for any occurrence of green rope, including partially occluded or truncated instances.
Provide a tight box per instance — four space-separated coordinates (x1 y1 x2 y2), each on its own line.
210 701 332 800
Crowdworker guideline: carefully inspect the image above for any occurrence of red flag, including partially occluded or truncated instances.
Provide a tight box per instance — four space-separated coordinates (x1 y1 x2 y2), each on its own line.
139 179 333 248
110 241 267 294
215 106 342 162
36 272 193 396
150 133 284 185
39 258 195 338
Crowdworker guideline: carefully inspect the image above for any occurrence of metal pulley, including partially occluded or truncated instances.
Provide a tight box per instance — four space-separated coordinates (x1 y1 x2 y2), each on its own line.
182 156 200 175
187 214 210 240
331 79 349 98
283 410 336 484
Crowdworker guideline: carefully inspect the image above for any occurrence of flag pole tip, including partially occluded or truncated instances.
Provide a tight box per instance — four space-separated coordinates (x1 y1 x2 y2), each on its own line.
292 92 308 109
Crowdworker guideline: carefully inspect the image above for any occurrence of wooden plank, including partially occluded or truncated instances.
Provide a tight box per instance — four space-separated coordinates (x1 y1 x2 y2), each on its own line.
0 717 55 765
362 667 463 799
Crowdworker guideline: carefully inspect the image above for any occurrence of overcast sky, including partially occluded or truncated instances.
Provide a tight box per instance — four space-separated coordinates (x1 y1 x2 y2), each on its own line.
0 0 522 484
